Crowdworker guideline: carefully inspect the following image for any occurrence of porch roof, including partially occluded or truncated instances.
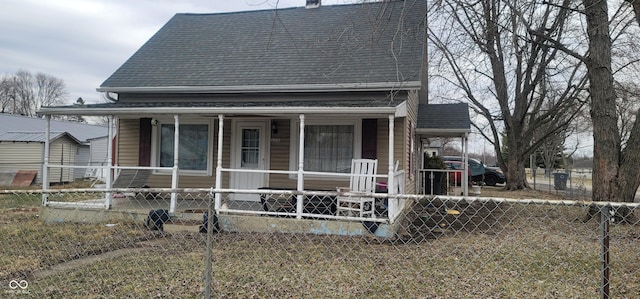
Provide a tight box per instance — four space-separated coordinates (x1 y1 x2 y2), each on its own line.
416 103 471 137
38 98 406 116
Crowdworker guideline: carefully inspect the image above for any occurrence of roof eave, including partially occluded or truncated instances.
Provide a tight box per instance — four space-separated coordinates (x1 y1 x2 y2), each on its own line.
96 82 422 94
38 106 401 116
416 128 471 137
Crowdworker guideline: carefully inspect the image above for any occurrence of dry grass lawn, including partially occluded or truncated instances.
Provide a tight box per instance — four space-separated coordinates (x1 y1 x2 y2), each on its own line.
1 186 639 298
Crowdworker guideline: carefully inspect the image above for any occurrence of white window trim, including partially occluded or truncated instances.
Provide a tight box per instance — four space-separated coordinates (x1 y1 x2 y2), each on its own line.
150 117 214 176
288 117 362 180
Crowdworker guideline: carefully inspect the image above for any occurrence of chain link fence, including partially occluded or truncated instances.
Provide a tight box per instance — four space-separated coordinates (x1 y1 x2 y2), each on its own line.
2 188 639 298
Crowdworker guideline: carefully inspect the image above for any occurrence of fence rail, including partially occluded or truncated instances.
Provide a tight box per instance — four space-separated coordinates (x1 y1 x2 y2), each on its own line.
1 188 639 298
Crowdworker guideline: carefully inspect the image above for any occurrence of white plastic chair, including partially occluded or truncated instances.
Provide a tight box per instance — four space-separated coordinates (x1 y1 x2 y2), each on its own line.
336 159 378 218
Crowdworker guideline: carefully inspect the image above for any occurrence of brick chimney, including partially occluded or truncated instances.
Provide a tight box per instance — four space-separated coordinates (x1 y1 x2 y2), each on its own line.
306 0 321 9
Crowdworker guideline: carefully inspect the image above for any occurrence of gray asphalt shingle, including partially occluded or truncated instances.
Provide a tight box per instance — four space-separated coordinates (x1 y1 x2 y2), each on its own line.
100 1 426 90
417 103 471 131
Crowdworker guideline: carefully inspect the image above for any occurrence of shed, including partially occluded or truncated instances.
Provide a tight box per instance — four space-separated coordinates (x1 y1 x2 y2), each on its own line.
0 132 81 185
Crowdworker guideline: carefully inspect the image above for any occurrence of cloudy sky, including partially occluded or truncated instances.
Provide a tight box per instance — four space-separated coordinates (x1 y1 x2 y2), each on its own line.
1 0 352 105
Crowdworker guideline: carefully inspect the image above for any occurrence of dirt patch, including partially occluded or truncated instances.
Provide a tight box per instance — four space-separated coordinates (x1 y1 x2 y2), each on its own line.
31 238 171 280
399 186 570 242
480 186 567 200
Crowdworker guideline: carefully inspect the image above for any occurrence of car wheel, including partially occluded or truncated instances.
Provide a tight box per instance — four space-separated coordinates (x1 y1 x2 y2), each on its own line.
484 175 497 186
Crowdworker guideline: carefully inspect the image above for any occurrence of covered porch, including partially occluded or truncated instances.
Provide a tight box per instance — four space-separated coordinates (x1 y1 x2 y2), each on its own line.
38 104 411 228
415 103 473 196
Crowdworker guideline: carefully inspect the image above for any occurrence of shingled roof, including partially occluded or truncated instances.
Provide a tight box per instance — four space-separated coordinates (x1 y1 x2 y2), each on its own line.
417 103 471 136
99 0 426 92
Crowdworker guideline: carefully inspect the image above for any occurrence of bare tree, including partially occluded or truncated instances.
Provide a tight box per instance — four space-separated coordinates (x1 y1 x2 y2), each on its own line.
35 72 66 110
14 70 36 116
615 82 640 148
582 0 640 222
0 74 17 113
428 0 588 190
0 70 67 116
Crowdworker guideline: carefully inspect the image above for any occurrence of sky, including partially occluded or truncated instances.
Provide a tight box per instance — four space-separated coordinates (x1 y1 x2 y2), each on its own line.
0 0 351 105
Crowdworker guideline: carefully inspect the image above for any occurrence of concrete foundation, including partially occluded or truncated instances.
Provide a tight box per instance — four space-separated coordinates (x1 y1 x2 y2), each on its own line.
40 205 401 238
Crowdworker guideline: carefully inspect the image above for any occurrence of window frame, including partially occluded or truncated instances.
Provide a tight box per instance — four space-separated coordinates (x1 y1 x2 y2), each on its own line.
289 118 362 179
150 117 214 176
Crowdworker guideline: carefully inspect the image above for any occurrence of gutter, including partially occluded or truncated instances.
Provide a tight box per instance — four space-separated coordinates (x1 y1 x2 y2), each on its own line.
415 128 472 136
38 105 406 117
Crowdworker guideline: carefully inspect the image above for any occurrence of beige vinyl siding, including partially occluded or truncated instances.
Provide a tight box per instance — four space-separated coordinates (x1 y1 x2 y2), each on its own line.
0 137 76 185
114 109 419 193
89 137 109 167
117 117 229 188
280 116 404 191
405 90 420 194
0 142 43 183
373 93 420 195
266 120 295 189
48 138 76 183
375 117 406 187
266 116 409 192
116 119 140 167
260 119 353 191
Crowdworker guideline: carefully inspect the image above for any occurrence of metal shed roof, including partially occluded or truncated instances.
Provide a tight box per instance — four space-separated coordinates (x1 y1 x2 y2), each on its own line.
0 131 80 144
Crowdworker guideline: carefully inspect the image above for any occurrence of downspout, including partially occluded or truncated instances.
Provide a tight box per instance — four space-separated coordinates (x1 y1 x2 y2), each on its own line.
104 92 118 102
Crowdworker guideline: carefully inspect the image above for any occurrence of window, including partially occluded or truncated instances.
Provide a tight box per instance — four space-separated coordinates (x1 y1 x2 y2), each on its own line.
290 119 362 176
158 123 209 171
304 125 354 173
241 128 260 168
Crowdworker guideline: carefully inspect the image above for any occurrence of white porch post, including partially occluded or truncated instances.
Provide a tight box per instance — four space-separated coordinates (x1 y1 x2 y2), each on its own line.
170 114 179 214
463 133 469 196
296 114 305 219
42 115 51 206
104 116 114 209
387 114 395 219
214 115 224 211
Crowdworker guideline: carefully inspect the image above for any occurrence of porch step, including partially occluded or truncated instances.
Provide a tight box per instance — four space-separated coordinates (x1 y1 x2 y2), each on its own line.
179 209 208 221
164 219 202 233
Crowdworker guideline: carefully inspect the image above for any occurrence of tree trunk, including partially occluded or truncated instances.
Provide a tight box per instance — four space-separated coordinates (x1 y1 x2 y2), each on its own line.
504 130 528 190
583 0 621 204
615 109 640 223
505 157 527 190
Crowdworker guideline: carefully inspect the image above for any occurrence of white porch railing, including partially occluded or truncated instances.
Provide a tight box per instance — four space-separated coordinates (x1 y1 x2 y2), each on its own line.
41 165 407 223
42 164 172 209
217 167 407 223
418 168 468 196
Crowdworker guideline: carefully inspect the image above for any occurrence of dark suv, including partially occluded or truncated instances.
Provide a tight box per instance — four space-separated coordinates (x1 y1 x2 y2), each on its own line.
442 156 505 186
483 165 506 186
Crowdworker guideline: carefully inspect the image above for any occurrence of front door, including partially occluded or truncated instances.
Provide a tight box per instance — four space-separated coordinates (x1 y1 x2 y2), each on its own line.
231 120 268 201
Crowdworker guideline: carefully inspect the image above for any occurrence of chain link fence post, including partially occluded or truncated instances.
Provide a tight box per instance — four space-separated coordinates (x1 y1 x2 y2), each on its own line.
600 205 610 299
204 188 215 298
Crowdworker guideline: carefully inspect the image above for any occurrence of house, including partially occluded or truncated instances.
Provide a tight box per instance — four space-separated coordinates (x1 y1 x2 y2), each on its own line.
0 114 109 185
38 1 471 232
